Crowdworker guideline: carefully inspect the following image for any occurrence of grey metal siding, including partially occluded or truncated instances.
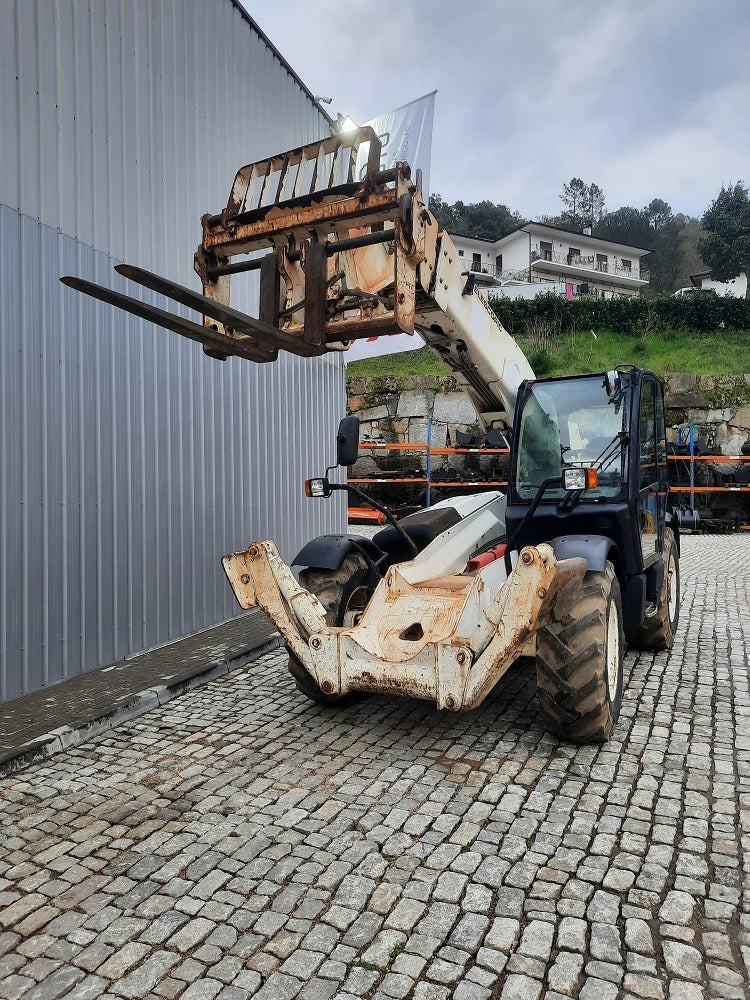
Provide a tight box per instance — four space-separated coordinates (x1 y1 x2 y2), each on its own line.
1 0 327 274
0 1 346 703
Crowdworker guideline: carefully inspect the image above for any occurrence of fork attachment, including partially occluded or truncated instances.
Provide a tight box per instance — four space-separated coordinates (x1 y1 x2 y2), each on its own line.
61 127 431 362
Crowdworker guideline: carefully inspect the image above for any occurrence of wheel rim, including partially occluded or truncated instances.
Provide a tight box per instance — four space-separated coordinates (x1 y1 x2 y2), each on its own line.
606 598 620 701
666 552 677 623
342 586 369 628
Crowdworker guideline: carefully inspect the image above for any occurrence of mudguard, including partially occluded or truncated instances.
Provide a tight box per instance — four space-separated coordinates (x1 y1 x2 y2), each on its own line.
548 534 616 574
549 533 643 628
665 509 681 555
293 533 384 571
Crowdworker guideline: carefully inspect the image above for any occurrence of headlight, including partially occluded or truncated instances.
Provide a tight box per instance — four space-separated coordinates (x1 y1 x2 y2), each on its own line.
304 478 330 498
563 467 598 491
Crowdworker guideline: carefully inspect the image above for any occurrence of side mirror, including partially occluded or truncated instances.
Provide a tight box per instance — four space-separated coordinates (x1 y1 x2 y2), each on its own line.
336 416 360 467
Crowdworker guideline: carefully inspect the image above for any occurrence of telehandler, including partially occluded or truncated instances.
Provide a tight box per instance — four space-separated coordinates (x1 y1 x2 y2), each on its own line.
63 128 680 742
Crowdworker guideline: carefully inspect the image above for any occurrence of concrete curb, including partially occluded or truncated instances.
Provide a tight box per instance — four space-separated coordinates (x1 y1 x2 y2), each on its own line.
0 635 282 779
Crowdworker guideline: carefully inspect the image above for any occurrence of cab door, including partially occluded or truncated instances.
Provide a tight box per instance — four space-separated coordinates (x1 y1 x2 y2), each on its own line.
638 378 660 565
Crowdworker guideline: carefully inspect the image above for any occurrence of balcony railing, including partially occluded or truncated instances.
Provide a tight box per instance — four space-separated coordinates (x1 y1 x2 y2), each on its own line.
530 248 647 282
467 261 497 276
464 262 532 283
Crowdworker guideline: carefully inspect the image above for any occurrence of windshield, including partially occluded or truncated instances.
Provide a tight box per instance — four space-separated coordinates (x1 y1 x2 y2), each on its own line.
514 375 626 501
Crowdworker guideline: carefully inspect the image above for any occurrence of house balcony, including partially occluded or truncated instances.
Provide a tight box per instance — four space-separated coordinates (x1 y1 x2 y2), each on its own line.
530 249 649 285
463 261 502 285
462 263 532 286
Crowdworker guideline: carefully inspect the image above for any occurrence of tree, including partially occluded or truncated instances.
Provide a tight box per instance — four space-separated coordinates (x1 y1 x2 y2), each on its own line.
595 206 651 247
560 178 589 230
560 179 605 231
594 203 686 294
649 220 684 294
588 184 606 229
645 198 673 232
428 194 457 232
675 219 705 288
428 195 522 241
698 182 750 299
643 200 681 292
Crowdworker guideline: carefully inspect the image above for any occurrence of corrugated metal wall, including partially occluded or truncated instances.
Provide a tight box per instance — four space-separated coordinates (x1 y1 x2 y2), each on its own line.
0 0 346 703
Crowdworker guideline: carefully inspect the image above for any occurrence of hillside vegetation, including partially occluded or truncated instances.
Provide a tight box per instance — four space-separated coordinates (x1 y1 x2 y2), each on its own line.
346 293 750 385
346 331 750 385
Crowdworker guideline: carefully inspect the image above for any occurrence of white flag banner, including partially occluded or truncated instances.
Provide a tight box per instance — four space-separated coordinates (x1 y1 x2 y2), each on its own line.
357 91 436 197
346 93 436 364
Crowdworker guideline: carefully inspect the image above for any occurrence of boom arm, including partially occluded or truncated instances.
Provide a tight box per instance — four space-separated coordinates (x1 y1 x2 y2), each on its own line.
62 127 533 431
413 235 534 431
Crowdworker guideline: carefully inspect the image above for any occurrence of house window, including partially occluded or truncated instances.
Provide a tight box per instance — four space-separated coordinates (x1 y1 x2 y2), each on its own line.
457 249 464 257
472 253 481 272
540 240 552 261
568 247 581 264
596 253 608 272
496 254 503 272
621 258 632 271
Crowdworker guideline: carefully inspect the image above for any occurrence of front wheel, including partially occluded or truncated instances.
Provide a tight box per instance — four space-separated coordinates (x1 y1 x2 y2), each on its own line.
287 553 372 704
626 528 679 650
536 562 624 743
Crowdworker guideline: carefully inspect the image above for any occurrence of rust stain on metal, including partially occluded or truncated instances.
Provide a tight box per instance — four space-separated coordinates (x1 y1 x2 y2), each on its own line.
221 538 587 715
64 129 446 369
203 191 399 254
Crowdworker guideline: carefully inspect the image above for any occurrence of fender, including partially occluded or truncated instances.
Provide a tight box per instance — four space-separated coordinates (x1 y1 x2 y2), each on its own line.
548 533 617 574
665 508 681 555
292 533 384 571
548 533 647 628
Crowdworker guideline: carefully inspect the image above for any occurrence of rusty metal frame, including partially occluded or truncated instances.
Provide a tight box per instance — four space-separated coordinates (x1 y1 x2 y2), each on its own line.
194 127 428 350
221 128 383 224
62 127 423 361
222 539 586 712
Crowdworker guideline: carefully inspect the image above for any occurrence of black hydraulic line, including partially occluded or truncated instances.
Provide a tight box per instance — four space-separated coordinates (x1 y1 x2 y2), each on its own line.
346 540 389 593
326 482 419 558
328 229 394 254
504 477 562 574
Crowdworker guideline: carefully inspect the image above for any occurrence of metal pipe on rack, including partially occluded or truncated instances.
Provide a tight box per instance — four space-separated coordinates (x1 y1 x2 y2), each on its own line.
426 418 432 508
690 423 695 509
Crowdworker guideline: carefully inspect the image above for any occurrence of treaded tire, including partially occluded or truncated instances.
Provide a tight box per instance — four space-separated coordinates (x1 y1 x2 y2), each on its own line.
287 553 371 705
536 562 624 744
626 528 680 650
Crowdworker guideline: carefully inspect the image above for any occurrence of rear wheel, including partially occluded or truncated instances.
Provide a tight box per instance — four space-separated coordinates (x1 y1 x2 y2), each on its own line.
536 562 624 743
287 553 371 704
626 528 679 650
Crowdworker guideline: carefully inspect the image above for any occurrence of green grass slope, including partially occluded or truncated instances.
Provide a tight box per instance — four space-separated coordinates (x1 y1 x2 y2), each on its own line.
346 328 750 384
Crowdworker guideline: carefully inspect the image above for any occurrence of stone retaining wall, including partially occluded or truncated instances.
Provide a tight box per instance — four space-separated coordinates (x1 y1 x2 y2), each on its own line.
664 374 750 453
347 373 750 462
348 377 478 471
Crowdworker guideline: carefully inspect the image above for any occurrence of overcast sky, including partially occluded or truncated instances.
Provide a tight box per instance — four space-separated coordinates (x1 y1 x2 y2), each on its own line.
251 0 749 221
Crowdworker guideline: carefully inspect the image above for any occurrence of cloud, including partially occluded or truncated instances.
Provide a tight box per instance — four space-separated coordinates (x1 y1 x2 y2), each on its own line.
249 0 750 218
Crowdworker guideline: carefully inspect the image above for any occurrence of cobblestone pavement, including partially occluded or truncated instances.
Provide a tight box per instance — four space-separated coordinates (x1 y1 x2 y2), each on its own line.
1 535 748 1000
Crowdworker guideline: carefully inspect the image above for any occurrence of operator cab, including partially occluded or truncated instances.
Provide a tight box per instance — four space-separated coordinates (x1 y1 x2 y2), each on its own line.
514 372 626 501
507 367 671 583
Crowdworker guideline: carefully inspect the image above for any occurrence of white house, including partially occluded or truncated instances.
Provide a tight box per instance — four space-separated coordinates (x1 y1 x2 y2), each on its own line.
690 269 748 297
450 222 652 299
